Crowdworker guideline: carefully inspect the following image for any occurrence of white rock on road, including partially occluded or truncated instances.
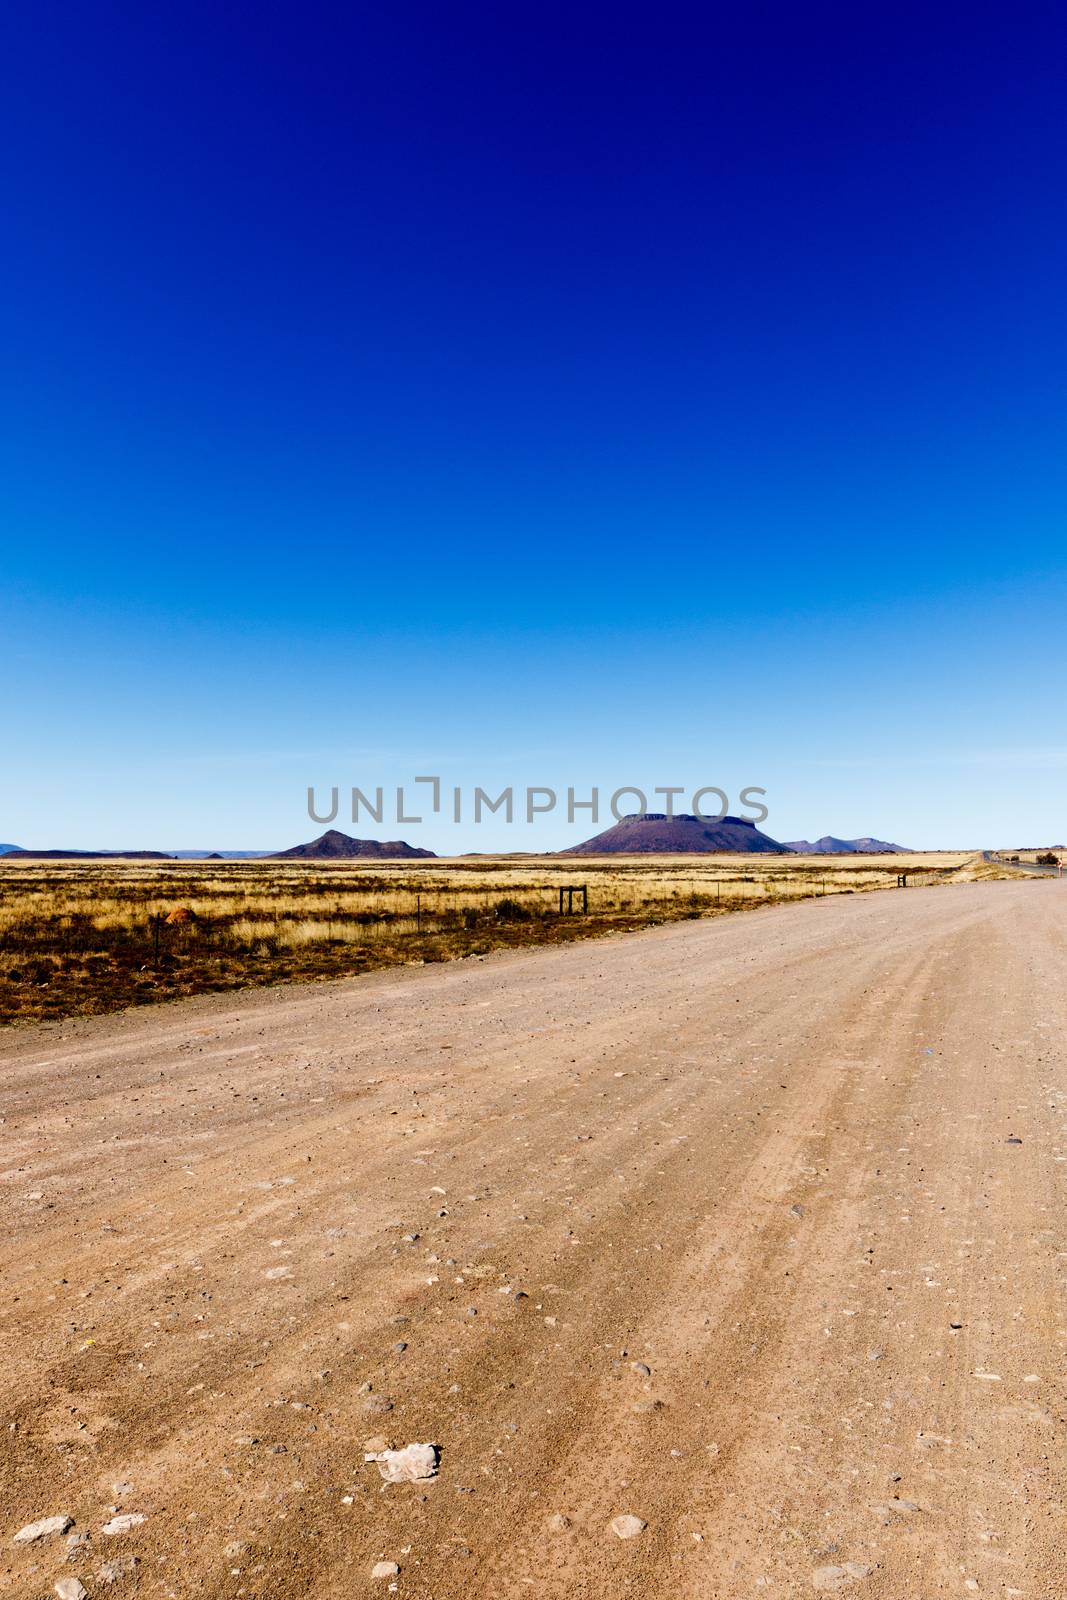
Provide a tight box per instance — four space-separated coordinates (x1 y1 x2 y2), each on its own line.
55 1580 89 1600
100 1513 146 1536
365 1442 439 1483
13 1515 73 1544
372 1560 400 1579
610 1514 647 1539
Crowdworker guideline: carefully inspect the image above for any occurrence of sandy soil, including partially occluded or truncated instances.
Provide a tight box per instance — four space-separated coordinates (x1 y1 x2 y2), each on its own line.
2 881 1064 1598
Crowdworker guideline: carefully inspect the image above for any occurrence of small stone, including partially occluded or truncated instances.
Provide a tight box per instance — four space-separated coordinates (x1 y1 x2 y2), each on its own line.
812 1563 870 1591
372 1561 400 1579
546 1513 570 1533
630 1361 652 1379
95 1556 138 1585
365 1442 439 1483
13 1515 73 1544
112 1481 133 1497
610 1514 647 1539
55 1581 88 1600
392 1342 408 1354
100 1513 146 1536
362 1394 394 1414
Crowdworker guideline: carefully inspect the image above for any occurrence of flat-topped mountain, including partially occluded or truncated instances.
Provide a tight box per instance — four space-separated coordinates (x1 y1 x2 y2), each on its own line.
2 847 171 859
785 835 909 854
563 813 788 854
272 829 436 860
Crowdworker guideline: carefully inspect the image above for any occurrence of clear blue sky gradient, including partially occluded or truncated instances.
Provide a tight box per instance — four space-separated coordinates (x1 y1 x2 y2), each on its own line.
3 2 1066 850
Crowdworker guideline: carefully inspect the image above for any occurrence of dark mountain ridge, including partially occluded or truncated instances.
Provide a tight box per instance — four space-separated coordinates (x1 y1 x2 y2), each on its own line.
784 835 909 854
272 829 436 860
563 812 788 854
2 848 171 859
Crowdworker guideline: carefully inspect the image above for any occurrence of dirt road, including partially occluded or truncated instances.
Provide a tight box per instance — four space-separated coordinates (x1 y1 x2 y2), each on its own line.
2 882 1064 1598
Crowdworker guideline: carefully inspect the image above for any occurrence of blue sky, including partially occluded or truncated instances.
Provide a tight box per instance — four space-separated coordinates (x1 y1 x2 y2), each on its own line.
3 2 1066 851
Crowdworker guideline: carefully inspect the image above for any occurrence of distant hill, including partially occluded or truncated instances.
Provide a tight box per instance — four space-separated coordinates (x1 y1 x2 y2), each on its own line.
2 848 172 859
2 844 277 860
273 828 436 860
563 813 788 855
168 850 273 859
785 835 909 854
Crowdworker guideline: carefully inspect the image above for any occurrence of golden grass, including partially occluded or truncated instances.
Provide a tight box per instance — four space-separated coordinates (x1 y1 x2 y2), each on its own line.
0 850 1001 1024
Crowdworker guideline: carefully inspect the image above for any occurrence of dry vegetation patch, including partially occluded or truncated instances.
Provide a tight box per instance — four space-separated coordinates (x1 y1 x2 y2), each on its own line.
0 851 987 1024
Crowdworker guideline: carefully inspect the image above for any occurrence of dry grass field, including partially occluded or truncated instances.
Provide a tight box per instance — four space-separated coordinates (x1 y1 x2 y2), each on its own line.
0 850 998 1024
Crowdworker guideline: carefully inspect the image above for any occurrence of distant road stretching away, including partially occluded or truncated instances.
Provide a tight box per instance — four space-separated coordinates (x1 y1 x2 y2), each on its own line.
2 882 1064 1598
984 850 1064 876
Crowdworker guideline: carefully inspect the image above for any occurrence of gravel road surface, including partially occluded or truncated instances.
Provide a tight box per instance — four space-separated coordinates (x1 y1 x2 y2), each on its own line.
2 881 1064 1598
